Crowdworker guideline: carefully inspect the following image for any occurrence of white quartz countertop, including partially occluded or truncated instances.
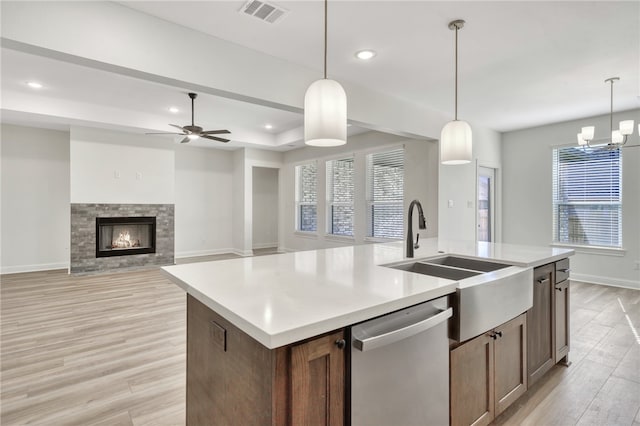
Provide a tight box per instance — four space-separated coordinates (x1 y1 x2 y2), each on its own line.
162 238 573 349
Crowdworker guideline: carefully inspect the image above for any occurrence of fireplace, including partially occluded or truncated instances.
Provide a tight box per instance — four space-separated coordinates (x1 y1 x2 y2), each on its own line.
96 217 156 258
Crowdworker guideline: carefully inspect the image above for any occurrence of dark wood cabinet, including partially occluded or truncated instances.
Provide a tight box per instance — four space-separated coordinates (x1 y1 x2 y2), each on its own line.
527 263 555 387
494 314 527 416
451 313 527 426
451 332 494 426
555 259 571 364
290 330 345 426
186 295 346 426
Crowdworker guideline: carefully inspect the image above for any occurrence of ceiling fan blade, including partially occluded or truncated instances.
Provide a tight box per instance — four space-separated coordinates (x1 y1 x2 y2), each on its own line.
200 134 230 143
145 132 184 135
170 124 186 131
622 145 640 148
179 136 191 144
201 129 231 135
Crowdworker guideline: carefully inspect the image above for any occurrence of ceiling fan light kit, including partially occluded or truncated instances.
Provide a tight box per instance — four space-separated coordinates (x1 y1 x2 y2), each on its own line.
441 19 472 165
304 0 347 147
577 77 635 149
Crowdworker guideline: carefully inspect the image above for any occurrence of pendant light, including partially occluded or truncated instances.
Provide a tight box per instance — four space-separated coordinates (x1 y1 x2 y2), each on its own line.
441 19 472 165
304 0 347 147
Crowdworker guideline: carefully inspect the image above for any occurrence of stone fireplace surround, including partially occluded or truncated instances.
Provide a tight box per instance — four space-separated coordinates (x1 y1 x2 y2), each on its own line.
70 204 174 273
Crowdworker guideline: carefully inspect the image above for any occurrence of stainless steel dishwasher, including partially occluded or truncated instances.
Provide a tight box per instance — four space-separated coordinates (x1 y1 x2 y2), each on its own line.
351 296 452 426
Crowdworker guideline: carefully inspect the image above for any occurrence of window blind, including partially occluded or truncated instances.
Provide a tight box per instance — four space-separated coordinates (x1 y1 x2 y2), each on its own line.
366 148 404 239
326 158 354 236
295 163 317 232
552 146 622 248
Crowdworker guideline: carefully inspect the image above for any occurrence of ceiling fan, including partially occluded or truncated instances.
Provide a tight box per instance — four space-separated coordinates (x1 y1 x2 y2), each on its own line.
147 92 231 143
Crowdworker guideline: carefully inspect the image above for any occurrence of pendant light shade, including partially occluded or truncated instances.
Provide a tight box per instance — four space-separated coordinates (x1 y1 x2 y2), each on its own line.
304 0 347 147
304 78 347 146
441 120 472 164
441 19 472 165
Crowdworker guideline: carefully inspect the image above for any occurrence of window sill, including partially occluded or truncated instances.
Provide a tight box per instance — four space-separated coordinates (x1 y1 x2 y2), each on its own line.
550 243 626 257
294 231 318 240
364 236 403 244
324 234 355 243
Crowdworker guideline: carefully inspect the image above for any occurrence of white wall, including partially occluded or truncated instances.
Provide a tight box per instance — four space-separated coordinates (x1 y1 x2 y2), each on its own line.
280 131 438 253
1 124 70 273
174 145 234 258
438 124 502 242
70 127 175 204
252 167 278 249
502 109 640 289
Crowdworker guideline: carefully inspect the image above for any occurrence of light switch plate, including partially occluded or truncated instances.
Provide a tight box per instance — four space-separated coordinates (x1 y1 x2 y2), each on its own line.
448 200 454 208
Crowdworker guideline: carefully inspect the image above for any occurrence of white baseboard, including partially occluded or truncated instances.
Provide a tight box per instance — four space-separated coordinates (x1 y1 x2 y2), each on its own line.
277 246 296 253
252 242 279 250
1 262 69 275
571 273 640 290
175 248 235 259
232 249 254 257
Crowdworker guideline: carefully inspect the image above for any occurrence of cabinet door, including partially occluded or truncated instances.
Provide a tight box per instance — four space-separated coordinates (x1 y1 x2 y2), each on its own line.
451 334 495 426
290 330 345 426
527 263 555 387
494 314 527 416
555 279 570 363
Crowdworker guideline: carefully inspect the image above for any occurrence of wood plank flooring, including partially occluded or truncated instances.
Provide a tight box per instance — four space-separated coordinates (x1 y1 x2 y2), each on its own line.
1 269 186 425
1 267 639 425
493 281 640 426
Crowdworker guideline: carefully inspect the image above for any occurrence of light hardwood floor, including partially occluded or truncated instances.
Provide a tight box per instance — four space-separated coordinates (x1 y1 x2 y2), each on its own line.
1 266 639 425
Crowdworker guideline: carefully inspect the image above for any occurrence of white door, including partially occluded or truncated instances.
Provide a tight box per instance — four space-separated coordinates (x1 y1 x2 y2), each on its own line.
477 167 496 242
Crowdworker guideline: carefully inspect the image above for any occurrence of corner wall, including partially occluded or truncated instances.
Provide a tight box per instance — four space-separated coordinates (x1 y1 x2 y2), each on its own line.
502 109 640 289
438 124 502 242
1 124 70 273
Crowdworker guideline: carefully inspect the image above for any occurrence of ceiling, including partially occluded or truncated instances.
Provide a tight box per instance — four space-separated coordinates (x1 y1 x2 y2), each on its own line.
1 1 639 150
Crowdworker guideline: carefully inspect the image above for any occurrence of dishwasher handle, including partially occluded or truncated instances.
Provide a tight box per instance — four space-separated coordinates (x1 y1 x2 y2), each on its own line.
353 307 453 352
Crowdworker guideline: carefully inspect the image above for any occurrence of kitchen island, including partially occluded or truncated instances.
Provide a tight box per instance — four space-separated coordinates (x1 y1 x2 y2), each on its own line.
162 239 573 425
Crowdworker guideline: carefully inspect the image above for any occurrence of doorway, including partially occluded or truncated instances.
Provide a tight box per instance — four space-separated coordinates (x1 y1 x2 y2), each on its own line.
252 166 279 255
477 167 496 242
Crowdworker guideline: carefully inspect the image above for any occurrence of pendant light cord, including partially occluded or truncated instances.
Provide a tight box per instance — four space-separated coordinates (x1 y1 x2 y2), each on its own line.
454 25 458 121
191 96 195 126
324 0 328 79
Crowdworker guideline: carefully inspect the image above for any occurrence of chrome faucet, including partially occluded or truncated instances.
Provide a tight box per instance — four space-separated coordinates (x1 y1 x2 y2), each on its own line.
406 200 427 258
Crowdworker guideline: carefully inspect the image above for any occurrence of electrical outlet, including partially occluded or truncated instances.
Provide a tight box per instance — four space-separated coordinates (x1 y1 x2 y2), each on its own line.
136 171 143 180
467 200 474 208
114 170 121 179
448 200 454 208
634 261 640 271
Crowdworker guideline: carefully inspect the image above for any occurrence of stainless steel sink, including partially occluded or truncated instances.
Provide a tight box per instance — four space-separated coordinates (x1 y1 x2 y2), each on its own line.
388 261 482 280
424 255 510 272
383 255 533 342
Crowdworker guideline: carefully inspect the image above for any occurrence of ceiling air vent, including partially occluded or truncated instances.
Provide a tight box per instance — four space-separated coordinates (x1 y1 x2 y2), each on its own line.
240 0 288 24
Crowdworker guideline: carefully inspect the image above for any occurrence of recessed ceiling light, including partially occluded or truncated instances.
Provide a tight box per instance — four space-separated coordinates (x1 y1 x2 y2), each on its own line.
26 81 43 89
355 50 376 60
168 107 179 113
265 124 273 130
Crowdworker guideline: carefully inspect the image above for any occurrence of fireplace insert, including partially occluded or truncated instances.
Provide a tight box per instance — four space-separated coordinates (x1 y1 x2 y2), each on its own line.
96 216 156 257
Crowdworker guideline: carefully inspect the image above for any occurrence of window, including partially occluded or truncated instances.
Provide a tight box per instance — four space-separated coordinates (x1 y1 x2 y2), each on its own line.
552 146 622 248
366 148 404 239
326 157 354 236
295 163 317 232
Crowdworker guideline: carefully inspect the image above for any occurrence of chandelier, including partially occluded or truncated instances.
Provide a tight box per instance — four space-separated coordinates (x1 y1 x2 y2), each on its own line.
577 77 634 149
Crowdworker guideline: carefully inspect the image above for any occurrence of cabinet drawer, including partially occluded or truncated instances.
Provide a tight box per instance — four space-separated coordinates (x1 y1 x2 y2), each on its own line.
555 258 570 283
